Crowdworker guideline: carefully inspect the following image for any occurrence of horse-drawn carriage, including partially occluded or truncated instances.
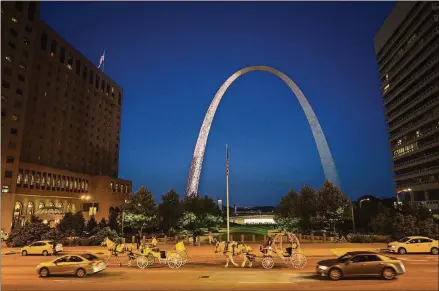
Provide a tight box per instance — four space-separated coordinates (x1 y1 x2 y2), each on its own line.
136 241 188 269
257 231 307 269
213 231 307 270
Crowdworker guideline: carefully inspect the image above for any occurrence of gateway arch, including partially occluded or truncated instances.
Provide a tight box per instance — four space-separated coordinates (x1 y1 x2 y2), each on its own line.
186 65 340 196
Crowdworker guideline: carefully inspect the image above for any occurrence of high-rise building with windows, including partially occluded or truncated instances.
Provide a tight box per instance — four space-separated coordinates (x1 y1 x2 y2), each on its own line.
1 1 132 231
374 2 439 211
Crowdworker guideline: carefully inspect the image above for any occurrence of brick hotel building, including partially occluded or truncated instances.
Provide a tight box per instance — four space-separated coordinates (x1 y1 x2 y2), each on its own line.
1 1 132 231
374 2 439 211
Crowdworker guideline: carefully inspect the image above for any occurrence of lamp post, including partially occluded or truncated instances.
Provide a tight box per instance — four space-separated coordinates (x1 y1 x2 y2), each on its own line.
351 202 356 233
359 198 370 208
81 195 95 216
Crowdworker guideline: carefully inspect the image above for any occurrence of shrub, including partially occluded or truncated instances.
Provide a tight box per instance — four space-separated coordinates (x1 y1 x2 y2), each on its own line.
348 234 390 243
41 229 68 242
7 223 51 247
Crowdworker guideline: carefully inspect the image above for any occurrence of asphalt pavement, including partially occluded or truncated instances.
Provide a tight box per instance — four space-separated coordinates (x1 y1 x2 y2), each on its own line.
1 245 438 291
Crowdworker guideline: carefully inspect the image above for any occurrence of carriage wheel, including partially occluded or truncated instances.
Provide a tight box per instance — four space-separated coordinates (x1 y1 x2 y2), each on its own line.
178 250 188 265
291 253 307 269
261 256 274 269
146 254 155 266
167 252 183 269
136 256 148 269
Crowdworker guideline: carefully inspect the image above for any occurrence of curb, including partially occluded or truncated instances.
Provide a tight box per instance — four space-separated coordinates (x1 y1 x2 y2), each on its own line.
0 251 17 255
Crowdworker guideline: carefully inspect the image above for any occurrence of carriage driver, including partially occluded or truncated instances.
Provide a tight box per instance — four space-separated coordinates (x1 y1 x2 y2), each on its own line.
150 234 159 252
260 236 273 253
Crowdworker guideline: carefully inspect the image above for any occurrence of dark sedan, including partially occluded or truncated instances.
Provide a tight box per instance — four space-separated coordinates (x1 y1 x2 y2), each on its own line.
316 251 405 281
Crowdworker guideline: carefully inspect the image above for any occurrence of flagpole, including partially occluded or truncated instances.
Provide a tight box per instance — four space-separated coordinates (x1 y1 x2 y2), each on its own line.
226 144 230 242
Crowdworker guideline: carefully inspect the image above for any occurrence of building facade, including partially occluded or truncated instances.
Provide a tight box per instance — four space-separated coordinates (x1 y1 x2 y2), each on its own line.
1 1 132 231
374 2 439 211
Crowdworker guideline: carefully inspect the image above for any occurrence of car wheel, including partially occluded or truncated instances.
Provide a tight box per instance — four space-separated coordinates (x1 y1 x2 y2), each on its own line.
328 268 343 281
398 247 407 255
382 267 396 280
76 268 86 278
39 267 50 277
21 250 28 256
431 247 439 255
42 250 49 256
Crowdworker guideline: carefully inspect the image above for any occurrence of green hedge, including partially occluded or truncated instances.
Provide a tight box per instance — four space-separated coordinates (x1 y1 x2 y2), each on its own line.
348 234 390 243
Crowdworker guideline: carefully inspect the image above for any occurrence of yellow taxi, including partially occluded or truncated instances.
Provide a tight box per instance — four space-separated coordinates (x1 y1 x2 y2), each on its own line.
21 240 63 256
36 253 107 278
387 236 439 255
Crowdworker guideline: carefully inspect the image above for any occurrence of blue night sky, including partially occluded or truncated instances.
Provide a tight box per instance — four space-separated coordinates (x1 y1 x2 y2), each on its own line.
40 1 396 206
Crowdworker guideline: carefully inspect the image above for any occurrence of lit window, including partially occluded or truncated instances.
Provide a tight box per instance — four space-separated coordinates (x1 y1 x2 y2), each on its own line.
11 114 19 121
385 74 389 81
19 63 26 69
5 56 12 62
384 84 390 92
12 17 17 23
397 139 402 145
416 130 421 137
2 185 10 193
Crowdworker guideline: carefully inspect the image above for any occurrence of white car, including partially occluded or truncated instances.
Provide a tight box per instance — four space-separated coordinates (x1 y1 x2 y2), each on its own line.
21 241 63 256
387 236 439 255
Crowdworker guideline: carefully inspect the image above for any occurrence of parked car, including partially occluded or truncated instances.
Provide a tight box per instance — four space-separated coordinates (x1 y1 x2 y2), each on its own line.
316 251 405 281
387 236 439 255
36 253 106 278
21 240 63 256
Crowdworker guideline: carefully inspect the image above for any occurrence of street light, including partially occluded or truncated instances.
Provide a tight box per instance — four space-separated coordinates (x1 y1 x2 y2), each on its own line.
81 195 95 216
359 198 370 208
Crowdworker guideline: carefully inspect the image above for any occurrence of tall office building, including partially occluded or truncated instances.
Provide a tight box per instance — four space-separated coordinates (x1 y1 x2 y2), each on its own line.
374 2 439 211
1 1 132 231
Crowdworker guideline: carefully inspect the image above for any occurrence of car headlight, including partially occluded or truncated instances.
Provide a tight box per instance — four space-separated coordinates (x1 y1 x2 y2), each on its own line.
318 265 328 270
389 245 396 248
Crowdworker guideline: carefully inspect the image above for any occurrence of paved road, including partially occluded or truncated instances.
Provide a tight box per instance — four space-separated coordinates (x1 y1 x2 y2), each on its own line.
2 250 437 291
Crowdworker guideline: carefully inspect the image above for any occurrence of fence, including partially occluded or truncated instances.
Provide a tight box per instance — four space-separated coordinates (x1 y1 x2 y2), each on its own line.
130 232 337 246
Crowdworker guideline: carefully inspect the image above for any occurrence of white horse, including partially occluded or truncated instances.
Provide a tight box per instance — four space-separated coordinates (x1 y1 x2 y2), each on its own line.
213 240 254 268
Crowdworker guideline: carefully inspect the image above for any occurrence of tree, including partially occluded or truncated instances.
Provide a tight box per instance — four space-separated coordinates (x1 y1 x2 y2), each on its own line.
108 208 120 233
178 196 223 237
87 215 98 232
418 218 439 239
7 222 50 247
122 186 158 236
275 189 301 232
58 212 76 235
391 213 419 239
312 180 349 234
72 211 86 235
98 218 107 229
158 189 182 234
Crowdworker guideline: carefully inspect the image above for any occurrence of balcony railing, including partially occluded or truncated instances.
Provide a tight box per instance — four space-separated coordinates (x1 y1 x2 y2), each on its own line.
393 139 439 161
388 94 439 132
378 2 428 66
383 28 439 105
387 83 439 123
389 112 439 142
383 17 437 82
393 152 439 170
385 65 438 113
396 179 439 191
390 124 439 151
385 56 439 113
393 166 439 181
380 17 438 78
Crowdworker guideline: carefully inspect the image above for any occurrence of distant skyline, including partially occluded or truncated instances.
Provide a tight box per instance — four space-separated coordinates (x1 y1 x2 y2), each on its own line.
40 1 395 206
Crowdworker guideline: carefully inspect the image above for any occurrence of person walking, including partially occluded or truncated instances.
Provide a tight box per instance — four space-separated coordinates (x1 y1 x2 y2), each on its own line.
136 232 141 250
208 231 213 245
